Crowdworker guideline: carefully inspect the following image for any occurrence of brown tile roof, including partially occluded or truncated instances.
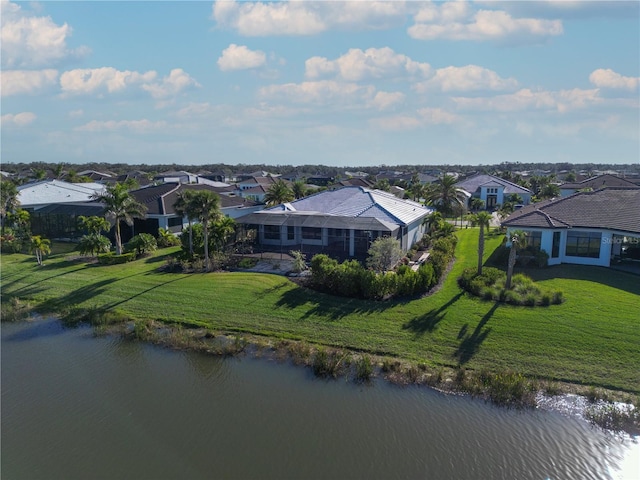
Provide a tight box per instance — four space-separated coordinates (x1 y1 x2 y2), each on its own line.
502 187 640 234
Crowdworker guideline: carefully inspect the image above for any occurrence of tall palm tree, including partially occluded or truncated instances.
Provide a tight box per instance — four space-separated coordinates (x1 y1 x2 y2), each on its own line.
30 235 51 266
425 174 467 217
505 230 528 289
292 180 307 199
174 189 196 255
188 190 221 271
92 183 146 255
1 179 19 235
470 211 493 275
264 180 294 206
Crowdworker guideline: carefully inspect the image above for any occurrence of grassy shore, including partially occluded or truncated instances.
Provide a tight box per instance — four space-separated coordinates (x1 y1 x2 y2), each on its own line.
1 229 639 395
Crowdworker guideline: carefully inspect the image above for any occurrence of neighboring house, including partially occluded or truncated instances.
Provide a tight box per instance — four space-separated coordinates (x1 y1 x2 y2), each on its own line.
130 183 262 235
16 180 107 238
501 187 640 267
235 176 293 203
236 186 432 260
456 174 532 209
154 170 199 184
559 174 639 197
77 170 116 183
117 170 152 187
332 177 374 189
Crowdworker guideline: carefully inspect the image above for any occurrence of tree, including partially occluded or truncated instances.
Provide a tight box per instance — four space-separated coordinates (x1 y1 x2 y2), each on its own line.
1 179 19 235
366 236 403 273
157 227 180 247
292 180 307 199
30 235 51 266
425 174 467 217
77 215 110 235
174 190 196 255
92 183 147 255
127 233 157 256
373 179 391 192
469 197 485 212
78 234 111 256
264 180 294 206
188 190 221 271
470 211 493 275
539 183 560 200
505 230 528 289
210 216 235 253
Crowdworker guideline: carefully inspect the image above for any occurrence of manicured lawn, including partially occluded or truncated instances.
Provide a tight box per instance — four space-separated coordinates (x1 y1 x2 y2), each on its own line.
2 230 639 393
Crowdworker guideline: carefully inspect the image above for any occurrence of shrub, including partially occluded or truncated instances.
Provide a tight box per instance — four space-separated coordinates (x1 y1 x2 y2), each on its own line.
97 252 136 264
290 250 307 273
238 257 258 269
354 355 374 382
126 233 157 256
157 227 180 247
77 234 111 256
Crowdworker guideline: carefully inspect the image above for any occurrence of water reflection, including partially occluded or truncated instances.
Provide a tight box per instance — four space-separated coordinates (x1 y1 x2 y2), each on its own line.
1 318 637 480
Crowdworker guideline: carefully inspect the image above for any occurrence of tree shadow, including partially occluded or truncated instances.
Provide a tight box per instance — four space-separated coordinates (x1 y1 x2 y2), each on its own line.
102 274 186 310
402 291 463 338
6 265 89 293
39 278 119 313
454 302 498 365
3 318 68 342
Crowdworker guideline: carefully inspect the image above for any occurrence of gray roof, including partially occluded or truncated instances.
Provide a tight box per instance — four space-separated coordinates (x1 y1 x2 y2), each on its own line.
17 180 106 207
237 186 431 230
456 174 531 195
502 187 640 234
560 174 639 190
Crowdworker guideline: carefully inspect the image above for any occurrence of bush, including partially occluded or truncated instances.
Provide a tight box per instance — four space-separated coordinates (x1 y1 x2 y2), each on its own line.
157 227 180 247
78 234 111 256
97 252 136 264
126 233 157 256
237 257 258 269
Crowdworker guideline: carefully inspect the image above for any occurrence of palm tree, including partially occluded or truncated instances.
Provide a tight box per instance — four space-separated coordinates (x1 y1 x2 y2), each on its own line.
92 183 146 255
292 180 307 199
173 190 196 255
505 230 528 289
264 180 294 206
1 179 19 235
470 211 493 275
188 190 221 271
425 174 467 217
211 216 236 253
30 235 51 266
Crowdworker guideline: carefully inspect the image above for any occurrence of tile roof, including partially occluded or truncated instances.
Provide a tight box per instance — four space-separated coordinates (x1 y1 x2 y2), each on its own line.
264 186 430 226
502 187 640 234
560 174 639 190
456 174 531 195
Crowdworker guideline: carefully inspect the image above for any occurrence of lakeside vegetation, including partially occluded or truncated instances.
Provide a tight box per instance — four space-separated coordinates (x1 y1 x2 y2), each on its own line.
2 229 638 397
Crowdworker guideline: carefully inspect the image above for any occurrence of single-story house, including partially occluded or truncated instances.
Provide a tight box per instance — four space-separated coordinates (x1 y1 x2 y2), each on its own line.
501 187 640 267
559 174 639 197
456 174 532 209
236 186 432 260
17 179 106 208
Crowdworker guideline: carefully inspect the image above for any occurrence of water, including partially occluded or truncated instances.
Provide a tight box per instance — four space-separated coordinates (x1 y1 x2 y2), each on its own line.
2 318 638 480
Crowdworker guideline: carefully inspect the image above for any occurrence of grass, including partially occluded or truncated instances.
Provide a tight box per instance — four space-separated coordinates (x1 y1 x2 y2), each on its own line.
1 231 639 394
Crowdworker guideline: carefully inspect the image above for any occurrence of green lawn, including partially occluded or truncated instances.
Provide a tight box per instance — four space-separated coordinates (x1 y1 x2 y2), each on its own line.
2 229 639 393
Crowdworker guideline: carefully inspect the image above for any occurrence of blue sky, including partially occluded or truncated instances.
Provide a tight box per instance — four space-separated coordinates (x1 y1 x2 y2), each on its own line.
1 1 639 167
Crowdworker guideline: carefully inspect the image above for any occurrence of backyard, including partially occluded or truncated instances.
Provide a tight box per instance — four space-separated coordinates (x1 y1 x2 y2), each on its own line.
1 229 639 393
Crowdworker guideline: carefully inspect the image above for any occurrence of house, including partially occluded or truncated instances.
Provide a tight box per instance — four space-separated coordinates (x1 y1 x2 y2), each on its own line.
130 183 262 236
501 187 640 267
559 174 639 197
455 174 532 209
236 186 432 260
153 170 199 184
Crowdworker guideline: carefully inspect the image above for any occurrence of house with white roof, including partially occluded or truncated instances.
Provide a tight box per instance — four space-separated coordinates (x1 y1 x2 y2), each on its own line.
455 174 532 209
17 180 106 209
236 186 432 260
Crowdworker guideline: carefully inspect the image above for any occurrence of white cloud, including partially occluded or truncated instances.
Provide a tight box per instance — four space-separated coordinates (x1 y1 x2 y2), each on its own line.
74 119 167 133
141 69 200 99
305 47 431 81
589 69 639 91
217 44 267 71
414 65 518 92
409 6 563 43
452 88 601 113
1 0 89 68
68 109 84 118
60 67 157 95
212 0 409 36
1 111 37 126
369 91 405 110
0 69 58 96
370 107 460 131
259 80 376 106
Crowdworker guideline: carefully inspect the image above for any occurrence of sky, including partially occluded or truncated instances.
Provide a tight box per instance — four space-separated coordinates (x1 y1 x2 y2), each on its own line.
1 0 639 168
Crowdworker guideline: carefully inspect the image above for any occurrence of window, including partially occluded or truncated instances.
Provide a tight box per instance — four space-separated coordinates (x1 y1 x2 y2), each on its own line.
524 231 541 249
264 225 280 240
551 231 561 258
287 226 295 240
302 227 322 240
565 231 601 258
168 216 183 228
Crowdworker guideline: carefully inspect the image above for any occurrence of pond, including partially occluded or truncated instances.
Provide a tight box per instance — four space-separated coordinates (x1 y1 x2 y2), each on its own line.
1 318 638 479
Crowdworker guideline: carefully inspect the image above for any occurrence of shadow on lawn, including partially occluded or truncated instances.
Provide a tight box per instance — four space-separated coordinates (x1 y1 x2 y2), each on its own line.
402 292 463 338
39 278 119 313
6 264 89 293
454 302 498 365
102 274 186 310
275 286 409 322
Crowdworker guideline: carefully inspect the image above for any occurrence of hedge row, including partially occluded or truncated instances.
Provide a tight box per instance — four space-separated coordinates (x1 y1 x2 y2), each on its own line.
309 235 457 300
